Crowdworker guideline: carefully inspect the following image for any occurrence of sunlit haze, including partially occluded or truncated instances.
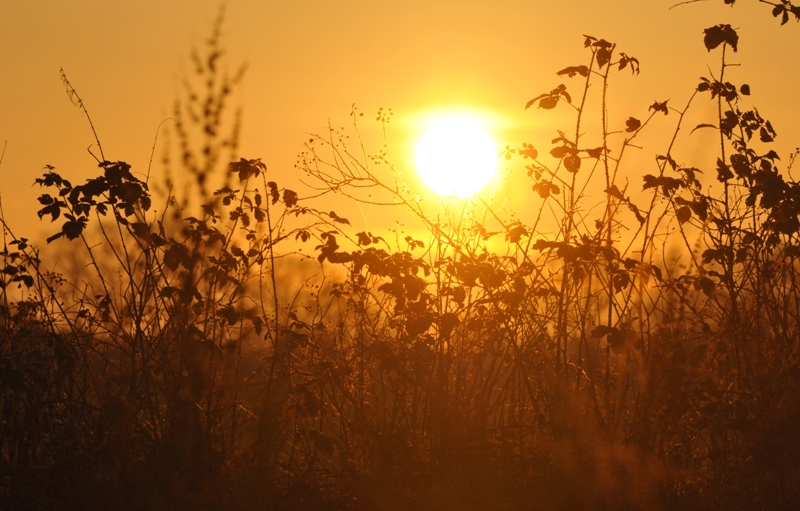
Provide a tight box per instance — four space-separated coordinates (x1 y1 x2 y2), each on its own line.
2 0 799 234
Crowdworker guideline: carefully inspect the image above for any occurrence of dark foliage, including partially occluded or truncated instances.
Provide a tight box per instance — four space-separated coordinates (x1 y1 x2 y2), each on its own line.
2 5 800 511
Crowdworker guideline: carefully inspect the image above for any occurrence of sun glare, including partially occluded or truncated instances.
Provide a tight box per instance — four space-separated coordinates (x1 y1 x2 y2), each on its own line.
414 115 498 198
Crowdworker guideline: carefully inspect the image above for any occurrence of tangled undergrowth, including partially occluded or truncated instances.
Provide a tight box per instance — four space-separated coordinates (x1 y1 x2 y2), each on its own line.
2 3 800 510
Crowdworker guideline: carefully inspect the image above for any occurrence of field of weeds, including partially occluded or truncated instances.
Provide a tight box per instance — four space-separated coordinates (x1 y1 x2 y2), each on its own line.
3 4 800 510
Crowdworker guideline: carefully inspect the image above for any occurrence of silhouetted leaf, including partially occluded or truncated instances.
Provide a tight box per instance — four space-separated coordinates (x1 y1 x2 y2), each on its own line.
564 154 581 173
526 84 570 110
612 271 630 293
267 181 280 204
538 96 559 110
450 286 466 305
643 174 682 196
625 117 641 133
229 158 266 182
730 153 751 179
46 232 64 243
131 222 151 242
703 24 738 52
695 276 716 296
720 110 738 137
407 313 434 338
533 239 562 252
556 65 589 78
356 232 371 246
532 180 560 199
164 244 187 271
606 185 625 201
62 217 87 240
218 306 241 325
519 143 538 159
251 315 263 335
586 147 604 159
439 313 459 338
596 47 612 68
717 158 734 182
526 94 548 110
649 100 669 115
676 206 692 225
329 211 350 225
618 52 639 74
592 38 613 49
692 123 717 134
37 201 62 222
506 223 528 243
689 198 709 221
159 286 181 300
550 146 573 159
283 189 298 208
760 126 775 143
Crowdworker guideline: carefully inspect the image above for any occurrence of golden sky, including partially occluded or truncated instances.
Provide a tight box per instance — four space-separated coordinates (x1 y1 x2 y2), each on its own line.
1 0 798 238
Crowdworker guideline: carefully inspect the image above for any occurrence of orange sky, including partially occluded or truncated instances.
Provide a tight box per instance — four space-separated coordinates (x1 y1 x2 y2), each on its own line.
1 0 798 239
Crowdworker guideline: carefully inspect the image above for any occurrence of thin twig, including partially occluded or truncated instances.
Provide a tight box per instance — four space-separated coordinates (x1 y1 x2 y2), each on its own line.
60 68 105 162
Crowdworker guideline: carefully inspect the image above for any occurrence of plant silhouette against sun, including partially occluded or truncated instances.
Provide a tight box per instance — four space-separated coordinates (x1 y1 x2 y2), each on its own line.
2 4 800 511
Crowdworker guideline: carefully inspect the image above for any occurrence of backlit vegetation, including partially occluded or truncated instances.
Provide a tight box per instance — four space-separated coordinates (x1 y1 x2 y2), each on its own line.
2 2 800 510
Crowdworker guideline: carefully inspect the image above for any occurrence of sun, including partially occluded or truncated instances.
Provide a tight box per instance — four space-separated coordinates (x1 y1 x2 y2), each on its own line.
414 115 498 198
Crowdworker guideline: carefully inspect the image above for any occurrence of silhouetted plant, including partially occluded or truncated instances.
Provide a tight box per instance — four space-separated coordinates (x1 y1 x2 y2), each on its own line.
163 4 247 212
2 4 800 511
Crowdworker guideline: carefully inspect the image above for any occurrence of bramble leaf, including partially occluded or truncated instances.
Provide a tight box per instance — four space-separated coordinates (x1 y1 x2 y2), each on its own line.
717 158 734 182
218 306 241 325
677 206 692 225
356 232 371 246
62 217 87 240
228 158 266 182
283 189 298 208
267 182 280 204
703 24 738 52
329 211 351 225
586 147 604 159
625 117 641 133
649 100 669 115
564 154 581 173
692 123 717 134
556 65 589 78
695 276 715 296
618 52 639 74
550 145 574 159
519 143 538 159
596 47 612 69
606 185 625 201
532 180 560 199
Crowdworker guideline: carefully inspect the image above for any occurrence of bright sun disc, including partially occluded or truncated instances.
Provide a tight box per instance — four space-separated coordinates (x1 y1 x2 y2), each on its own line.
415 116 498 198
